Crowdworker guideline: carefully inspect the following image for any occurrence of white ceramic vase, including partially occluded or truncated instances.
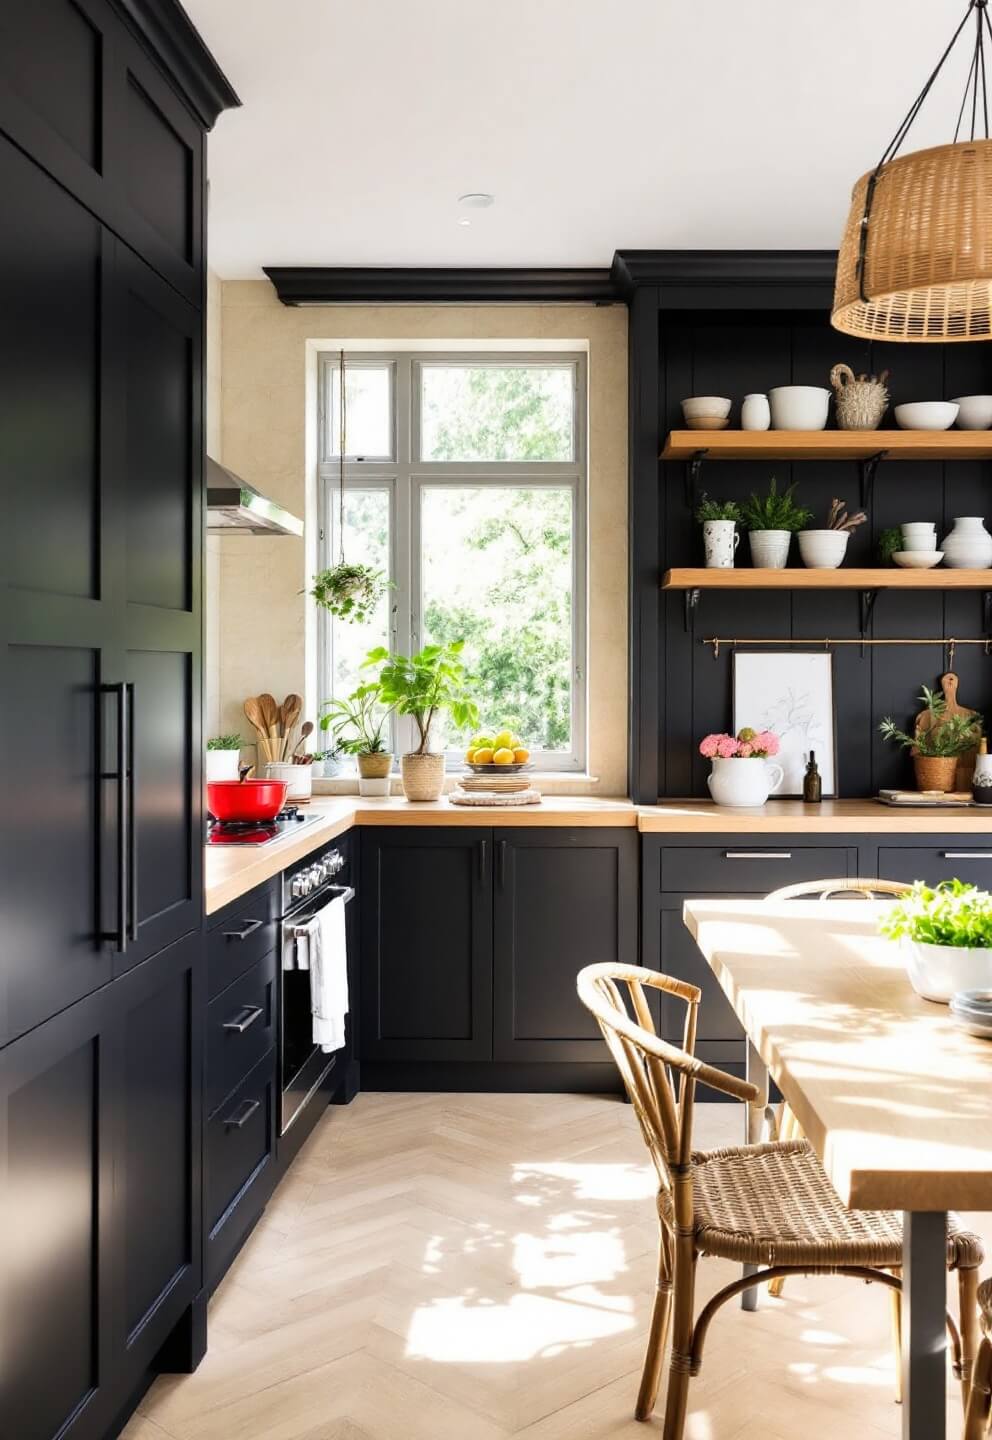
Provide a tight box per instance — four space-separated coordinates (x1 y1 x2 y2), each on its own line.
741 393 771 431
205 749 239 782
798 529 849 568
748 529 791 568
940 516 992 569
902 938 992 1004
973 750 992 805
706 756 785 807
702 519 739 568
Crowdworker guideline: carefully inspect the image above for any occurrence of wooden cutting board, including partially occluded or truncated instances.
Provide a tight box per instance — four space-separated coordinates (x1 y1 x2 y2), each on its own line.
914 672 979 790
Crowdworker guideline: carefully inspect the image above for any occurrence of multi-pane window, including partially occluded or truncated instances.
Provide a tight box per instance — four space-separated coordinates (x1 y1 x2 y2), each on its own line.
317 352 587 770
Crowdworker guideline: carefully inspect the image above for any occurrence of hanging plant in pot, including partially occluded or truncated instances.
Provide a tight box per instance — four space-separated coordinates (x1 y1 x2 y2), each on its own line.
369 641 479 801
319 681 393 794
879 686 983 794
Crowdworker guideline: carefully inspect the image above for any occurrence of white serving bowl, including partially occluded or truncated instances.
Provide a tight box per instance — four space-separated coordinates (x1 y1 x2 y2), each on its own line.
892 550 943 569
798 528 849 568
894 401 959 430
682 395 731 421
900 524 937 550
769 385 830 431
952 395 992 430
903 939 992 1004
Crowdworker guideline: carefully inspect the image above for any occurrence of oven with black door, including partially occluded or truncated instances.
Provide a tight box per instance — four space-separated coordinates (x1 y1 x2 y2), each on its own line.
279 841 355 1133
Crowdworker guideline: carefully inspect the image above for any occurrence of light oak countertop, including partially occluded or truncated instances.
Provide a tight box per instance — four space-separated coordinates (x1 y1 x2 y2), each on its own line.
204 795 992 914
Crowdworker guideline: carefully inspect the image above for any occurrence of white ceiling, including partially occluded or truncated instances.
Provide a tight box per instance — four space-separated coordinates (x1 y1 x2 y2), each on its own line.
187 0 976 278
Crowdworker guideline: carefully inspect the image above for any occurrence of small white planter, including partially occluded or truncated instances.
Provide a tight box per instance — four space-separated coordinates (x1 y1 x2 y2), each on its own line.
702 519 739 568
205 749 240 782
748 529 791 569
358 776 390 797
798 529 850 568
706 756 785 807
902 938 992 1004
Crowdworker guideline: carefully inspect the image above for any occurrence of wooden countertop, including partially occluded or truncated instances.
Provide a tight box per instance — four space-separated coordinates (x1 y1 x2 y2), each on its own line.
204 795 992 914
684 897 992 1211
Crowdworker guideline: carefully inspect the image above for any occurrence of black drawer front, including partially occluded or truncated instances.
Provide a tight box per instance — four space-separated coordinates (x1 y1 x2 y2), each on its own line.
206 950 277 1118
878 846 992 888
659 846 850 895
206 882 278 1000
206 1048 276 1236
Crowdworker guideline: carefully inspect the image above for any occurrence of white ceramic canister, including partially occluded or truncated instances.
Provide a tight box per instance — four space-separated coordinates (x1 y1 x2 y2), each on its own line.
702 519 739 568
940 516 992 568
205 748 240 782
706 756 785 807
265 760 312 801
748 529 791 568
741 393 771 431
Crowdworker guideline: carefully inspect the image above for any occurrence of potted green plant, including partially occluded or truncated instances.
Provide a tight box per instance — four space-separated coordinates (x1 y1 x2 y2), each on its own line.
798 497 867 569
311 744 344 779
879 879 992 1002
879 685 983 793
310 562 389 624
368 641 480 801
877 526 903 567
695 495 741 569
740 478 812 569
319 681 393 794
205 733 242 782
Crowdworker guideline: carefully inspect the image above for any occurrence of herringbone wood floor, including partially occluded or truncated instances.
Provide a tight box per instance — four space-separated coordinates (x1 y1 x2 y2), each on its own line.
124 1094 986 1440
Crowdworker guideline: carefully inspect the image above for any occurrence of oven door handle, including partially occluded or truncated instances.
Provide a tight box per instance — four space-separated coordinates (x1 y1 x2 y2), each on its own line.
284 885 355 926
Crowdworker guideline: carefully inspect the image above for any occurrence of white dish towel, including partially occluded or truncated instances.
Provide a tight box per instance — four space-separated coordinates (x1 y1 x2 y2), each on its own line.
309 894 349 1053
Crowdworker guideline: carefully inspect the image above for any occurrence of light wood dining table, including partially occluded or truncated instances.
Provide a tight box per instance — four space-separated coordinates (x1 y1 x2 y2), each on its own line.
683 896 992 1440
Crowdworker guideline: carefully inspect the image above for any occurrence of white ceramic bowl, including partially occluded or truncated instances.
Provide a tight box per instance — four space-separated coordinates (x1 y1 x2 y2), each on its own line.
903 939 992 1004
894 401 959 430
952 395 992 430
892 550 943 569
769 385 830 431
798 528 850 568
901 524 937 550
682 395 732 421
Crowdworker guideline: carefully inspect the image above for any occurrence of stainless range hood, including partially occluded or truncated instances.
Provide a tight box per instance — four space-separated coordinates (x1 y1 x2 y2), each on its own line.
206 457 304 536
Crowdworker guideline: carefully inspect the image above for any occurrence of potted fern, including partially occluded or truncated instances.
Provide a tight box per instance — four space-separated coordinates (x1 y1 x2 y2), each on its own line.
695 495 741 568
740 479 811 569
369 641 479 801
879 686 983 793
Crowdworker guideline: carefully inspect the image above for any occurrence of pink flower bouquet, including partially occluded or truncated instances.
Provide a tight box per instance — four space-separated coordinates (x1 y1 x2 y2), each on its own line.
699 728 780 760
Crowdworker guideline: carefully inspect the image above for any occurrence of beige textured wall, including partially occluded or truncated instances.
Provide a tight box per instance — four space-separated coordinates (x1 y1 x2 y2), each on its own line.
204 269 223 738
216 282 629 795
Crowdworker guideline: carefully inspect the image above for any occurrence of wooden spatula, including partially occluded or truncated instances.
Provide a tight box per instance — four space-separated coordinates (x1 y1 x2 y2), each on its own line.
292 720 314 759
280 693 302 759
243 695 267 740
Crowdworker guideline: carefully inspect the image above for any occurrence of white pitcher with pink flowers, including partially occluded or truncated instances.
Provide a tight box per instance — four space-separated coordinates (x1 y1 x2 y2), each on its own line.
699 728 784 807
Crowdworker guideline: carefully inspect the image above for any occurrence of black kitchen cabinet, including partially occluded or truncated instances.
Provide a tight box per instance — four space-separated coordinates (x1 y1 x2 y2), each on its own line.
361 828 494 1061
493 828 639 1062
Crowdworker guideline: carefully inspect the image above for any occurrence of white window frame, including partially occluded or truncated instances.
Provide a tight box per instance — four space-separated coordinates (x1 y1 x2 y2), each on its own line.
316 350 588 772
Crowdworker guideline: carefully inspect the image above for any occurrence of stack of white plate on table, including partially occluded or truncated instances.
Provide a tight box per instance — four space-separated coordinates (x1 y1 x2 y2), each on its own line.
949 989 992 1039
450 770 541 807
893 521 942 570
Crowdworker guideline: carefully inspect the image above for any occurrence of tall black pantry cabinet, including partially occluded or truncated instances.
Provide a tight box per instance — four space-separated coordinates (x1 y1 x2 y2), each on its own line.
0 4 238 1438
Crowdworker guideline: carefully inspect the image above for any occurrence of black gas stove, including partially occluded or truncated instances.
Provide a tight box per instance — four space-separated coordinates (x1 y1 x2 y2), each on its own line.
206 805 323 847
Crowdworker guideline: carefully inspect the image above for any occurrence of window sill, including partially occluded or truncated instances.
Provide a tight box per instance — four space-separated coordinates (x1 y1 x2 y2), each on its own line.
313 771 602 796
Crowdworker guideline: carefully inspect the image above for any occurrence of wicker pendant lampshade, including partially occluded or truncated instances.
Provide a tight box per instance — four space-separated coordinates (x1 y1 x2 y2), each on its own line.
833 0 992 342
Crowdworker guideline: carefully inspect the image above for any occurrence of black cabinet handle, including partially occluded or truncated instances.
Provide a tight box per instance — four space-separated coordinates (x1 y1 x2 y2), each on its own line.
223 1005 263 1034
479 838 487 879
223 1097 261 1128
102 682 129 953
224 918 264 941
126 682 137 942
498 838 507 888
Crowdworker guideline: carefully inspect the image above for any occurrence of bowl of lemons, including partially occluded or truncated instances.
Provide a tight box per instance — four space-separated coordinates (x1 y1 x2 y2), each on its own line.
465 728 531 772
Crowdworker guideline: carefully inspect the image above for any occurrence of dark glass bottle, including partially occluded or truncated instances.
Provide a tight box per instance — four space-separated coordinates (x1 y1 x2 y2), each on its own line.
803 751 822 803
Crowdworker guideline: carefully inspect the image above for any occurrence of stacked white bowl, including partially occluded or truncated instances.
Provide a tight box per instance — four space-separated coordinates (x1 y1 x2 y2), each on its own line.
681 396 732 431
893 522 942 569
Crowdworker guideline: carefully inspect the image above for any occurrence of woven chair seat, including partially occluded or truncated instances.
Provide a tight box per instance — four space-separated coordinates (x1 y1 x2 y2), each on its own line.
659 1139 983 1271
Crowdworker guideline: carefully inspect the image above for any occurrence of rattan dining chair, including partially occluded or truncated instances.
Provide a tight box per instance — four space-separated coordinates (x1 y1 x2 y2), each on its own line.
576 962 984 1439
964 1279 992 1439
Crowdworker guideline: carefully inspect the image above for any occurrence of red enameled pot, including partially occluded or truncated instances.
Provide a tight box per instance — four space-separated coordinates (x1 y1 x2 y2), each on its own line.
206 779 290 823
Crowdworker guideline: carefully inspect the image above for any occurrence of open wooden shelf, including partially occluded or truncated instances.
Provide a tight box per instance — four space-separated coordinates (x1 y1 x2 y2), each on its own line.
662 567 992 591
661 429 992 462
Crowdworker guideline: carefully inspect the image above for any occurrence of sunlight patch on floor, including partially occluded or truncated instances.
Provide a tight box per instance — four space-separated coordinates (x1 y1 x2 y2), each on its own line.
404 1290 635 1363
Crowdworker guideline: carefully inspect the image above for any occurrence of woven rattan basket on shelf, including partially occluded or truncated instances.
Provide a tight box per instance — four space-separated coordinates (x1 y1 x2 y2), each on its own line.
833 139 992 341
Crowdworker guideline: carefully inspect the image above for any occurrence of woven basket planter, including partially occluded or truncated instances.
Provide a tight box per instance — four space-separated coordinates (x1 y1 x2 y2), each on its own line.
833 139 992 341
401 752 445 801
357 751 391 780
913 754 959 793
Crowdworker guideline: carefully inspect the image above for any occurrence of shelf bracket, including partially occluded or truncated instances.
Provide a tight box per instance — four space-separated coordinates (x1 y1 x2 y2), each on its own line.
858 589 879 652
857 449 888 510
683 587 700 632
683 449 709 508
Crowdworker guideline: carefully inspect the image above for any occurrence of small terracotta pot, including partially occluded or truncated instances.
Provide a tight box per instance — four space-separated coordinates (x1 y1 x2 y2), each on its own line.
401 751 445 801
913 754 959 794
357 751 391 780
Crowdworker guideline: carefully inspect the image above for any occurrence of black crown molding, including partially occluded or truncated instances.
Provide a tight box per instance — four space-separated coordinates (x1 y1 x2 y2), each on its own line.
112 0 241 130
263 266 618 307
611 248 838 299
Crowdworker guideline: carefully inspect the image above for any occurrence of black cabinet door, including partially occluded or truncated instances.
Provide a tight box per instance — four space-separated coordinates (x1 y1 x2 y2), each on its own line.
493 828 639 1063
360 828 493 1061
655 902 744 1050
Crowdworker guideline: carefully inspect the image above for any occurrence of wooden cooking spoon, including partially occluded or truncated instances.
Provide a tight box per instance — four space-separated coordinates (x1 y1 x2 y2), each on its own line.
243 696 269 754
292 720 314 759
280 693 303 758
258 693 279 735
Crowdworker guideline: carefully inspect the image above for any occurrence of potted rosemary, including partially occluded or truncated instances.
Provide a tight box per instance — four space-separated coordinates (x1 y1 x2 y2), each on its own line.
879 686 983 793
319 681 393 794
369 641 479 801
740 479 811 569
205 733 242 782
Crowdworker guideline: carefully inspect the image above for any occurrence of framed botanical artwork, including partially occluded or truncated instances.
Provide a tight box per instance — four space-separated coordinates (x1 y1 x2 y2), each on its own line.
732 650 837 797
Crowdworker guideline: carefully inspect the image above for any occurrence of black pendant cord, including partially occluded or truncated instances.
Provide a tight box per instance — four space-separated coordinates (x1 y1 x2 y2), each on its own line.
857 0 991 303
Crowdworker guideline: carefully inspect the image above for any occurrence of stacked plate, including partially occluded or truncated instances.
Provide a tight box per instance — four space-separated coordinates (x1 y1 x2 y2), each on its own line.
949 989 992 1039
459 773 534 794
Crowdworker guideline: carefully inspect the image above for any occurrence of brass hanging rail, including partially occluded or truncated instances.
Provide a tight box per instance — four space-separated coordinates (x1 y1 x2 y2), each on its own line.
702 636 992 663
